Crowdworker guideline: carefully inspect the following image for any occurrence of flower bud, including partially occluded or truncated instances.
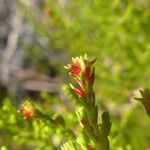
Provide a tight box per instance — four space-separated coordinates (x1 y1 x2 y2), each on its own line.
65 55 96 98
70 63 81 75
73 87 86 97
19 101 35 120
70 84 85 97
84 67 91 81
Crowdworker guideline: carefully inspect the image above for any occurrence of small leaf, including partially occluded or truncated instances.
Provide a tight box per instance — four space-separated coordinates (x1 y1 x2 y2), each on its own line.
134 88 150 117
101 111 111 136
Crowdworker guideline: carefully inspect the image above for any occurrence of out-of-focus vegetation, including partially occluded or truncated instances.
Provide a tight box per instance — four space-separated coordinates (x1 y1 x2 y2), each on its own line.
0 0 150 149
19 0 150 103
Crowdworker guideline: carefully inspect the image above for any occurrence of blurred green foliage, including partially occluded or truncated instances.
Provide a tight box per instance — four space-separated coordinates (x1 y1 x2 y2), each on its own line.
19 0 150 103
0 96 77 149
0 0 150 149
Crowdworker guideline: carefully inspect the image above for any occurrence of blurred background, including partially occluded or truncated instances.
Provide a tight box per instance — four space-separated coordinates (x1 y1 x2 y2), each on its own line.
0 0 150 149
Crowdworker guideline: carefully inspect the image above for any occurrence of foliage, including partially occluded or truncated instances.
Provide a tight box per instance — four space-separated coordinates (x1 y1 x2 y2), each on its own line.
18 0 150 103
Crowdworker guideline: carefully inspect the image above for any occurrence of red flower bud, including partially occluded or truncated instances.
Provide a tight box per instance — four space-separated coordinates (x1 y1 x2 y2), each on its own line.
65 55 96 98
19 102 35 120
73 87 85 97
70 84 85 97
84 67 91 81
70 63 81 75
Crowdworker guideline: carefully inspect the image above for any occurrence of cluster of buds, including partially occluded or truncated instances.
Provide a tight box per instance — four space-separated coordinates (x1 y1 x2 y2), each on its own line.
65 54 96 98
18 101 35 120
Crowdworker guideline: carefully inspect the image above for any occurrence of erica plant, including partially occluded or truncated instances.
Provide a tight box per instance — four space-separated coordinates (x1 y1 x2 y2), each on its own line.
63 55 111 150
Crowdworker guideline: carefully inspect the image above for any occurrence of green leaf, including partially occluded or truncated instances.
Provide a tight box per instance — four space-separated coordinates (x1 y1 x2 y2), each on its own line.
101 111 111 136
134 88 150 117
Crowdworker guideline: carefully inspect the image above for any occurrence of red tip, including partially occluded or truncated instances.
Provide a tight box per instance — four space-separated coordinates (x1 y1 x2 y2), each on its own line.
70 63 81 75
72 87 85 97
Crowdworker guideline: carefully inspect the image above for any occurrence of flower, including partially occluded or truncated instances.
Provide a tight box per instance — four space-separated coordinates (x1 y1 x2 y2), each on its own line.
19 101 35 120
70 63 81 75
65 58 81 76
65 54 96 98
70 84 85 97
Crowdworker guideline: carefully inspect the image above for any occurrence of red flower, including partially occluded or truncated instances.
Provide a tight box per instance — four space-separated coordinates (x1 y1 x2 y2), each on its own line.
19 102 35 120
21 109 33 120
70 63 81 75
65 55 97 98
